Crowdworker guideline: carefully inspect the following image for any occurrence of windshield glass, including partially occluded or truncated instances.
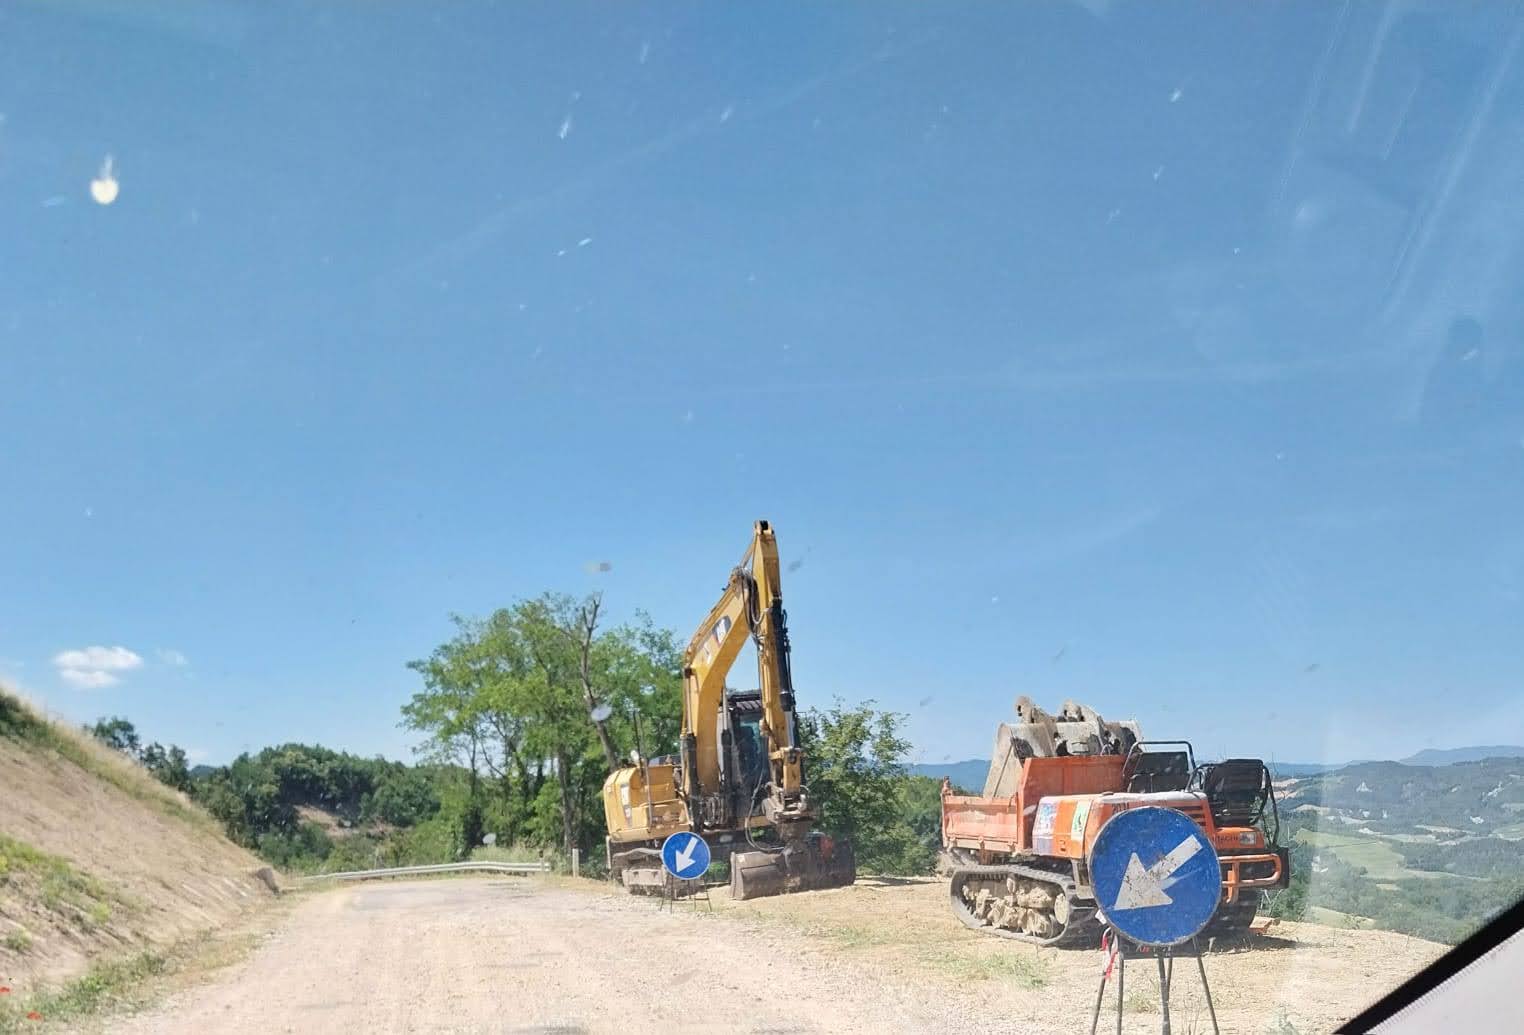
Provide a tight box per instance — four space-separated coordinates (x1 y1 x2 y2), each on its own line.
2 3 1520 1033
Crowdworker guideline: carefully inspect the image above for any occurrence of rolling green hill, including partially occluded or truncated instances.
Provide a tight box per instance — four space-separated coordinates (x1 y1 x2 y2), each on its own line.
1272 756 1524 943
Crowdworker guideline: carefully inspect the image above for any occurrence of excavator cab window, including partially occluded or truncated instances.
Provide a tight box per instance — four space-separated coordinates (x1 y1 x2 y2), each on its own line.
733 715 770 807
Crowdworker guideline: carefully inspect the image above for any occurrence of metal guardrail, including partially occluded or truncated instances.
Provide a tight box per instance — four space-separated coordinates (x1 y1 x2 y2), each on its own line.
299 860 552 883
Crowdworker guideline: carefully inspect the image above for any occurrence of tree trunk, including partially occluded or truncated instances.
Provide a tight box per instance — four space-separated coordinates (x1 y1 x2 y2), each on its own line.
557 750 576 853
569 595 622 772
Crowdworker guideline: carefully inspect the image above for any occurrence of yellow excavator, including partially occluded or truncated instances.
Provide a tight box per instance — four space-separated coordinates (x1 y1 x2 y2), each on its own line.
601 520 856 899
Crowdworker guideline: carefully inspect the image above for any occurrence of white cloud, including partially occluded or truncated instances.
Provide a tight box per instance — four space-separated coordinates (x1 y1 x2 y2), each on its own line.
59 668 119 689
156 648 189 667
52 645 143 690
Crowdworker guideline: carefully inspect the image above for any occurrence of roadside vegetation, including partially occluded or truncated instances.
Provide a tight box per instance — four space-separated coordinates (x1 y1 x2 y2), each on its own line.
75 592 944 882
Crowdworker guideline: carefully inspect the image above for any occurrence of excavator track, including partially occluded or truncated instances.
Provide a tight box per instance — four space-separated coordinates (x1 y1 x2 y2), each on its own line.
948 863 1100 948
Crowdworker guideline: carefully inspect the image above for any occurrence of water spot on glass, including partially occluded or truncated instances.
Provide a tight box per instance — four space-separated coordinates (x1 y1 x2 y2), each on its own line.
90 155 119 205
558 116 573 140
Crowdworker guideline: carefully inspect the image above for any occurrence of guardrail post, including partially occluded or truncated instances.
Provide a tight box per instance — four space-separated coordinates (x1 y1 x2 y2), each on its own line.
571 848 580 878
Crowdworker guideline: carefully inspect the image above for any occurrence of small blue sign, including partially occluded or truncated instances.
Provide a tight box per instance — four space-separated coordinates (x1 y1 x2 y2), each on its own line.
661 831 711 880
1089 805 1221 947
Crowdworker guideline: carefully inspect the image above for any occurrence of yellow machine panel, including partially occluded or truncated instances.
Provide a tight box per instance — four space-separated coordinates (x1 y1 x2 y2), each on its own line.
602 763 687 844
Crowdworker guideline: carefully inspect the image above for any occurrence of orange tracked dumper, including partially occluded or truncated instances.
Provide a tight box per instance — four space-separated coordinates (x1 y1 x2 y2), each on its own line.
941 698 1289 946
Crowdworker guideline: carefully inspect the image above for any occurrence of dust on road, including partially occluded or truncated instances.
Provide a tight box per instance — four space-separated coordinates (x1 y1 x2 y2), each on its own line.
104 877 1443 1034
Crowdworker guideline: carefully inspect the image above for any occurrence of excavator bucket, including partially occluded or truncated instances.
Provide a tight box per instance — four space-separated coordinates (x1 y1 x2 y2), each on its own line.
730 835 855 900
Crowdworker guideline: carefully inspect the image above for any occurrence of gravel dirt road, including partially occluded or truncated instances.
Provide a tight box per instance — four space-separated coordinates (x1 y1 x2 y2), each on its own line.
106 876 1444 1034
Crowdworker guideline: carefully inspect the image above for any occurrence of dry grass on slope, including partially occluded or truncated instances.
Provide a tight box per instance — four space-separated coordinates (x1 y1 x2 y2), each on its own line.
0 686 275 1003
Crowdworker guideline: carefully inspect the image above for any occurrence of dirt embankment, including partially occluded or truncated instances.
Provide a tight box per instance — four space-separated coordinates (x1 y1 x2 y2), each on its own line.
0 688 275 994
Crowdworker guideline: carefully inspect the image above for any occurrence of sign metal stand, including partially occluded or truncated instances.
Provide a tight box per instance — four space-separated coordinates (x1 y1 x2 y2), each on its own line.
1083 806 1226 1035
660 873 713 912
1089 928 1219 1035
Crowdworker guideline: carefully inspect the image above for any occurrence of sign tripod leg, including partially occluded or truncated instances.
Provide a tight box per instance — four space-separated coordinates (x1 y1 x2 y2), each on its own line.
1089 929 1127 1035
1157 952 1172 1035
1192 938 1220 1035
1116 942 1125 1035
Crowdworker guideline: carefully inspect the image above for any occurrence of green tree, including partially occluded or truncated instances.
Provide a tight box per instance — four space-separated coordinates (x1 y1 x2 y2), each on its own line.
140 742 193 793
88 716 141 756
401 594 683 856
797 701 935 874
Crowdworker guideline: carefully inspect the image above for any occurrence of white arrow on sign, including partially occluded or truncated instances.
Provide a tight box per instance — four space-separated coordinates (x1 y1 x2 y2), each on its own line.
1112 835 1202 911
673 836 698 873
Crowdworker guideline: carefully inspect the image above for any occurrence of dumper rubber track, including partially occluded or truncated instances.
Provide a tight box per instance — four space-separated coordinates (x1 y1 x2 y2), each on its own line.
948 863 1100 947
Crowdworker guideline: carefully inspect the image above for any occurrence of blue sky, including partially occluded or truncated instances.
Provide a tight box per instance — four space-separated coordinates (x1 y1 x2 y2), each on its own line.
2 2 1521 767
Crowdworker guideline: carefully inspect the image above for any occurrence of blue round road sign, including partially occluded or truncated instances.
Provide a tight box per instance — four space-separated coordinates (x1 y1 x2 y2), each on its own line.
660 831 711 880
1089 805 1221 947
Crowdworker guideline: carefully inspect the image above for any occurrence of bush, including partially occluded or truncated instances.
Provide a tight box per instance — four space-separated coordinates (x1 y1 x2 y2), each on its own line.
254 822 334 872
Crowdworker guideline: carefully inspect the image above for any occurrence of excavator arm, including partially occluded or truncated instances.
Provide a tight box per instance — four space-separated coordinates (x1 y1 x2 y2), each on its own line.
679 520 809 829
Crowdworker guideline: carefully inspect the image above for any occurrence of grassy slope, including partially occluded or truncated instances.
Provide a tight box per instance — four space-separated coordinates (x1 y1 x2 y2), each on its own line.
0 691 215 835
0 686 272 1029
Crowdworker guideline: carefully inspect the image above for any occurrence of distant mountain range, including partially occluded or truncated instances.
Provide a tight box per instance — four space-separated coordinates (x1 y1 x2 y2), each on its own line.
906 759 990 793
1401 745 1524 766
909 746 1524 790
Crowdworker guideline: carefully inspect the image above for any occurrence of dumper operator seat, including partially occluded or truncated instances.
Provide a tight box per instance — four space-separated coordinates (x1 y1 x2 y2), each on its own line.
1122 749 1192 794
